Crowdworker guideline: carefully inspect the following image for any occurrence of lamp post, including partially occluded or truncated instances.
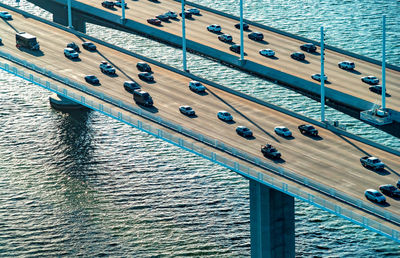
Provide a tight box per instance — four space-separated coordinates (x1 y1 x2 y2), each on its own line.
181 0 187 71
320 26 325 122
239 0 244 61
121 0 126 22
381 15 386 110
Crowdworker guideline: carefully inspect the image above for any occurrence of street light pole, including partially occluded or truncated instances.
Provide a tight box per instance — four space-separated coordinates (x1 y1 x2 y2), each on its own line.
67 0 72 29
381 15 386 110
320 26 325 122
121 0 126 22
181 0 187 71
239 0 244 61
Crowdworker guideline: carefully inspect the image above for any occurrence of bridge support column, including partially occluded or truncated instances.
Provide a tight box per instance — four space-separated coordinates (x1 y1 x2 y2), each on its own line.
49 94 85 111
250 180 295 258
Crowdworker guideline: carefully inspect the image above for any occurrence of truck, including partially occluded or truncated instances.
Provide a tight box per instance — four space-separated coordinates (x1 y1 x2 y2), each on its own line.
360 156 385 170
133 90 153 107
16 32 40 50
261 144 281 159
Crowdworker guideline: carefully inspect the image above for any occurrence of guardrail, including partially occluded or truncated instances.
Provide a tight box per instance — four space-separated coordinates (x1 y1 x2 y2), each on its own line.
0 50 399 243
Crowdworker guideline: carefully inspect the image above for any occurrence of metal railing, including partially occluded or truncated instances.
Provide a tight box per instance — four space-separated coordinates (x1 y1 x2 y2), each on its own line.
0 51 399 243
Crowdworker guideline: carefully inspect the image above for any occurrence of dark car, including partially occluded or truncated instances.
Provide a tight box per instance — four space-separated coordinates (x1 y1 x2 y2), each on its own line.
84 75 99 85
290 52 305 61
379 184 400 198
82 41 96 51
369 85 384 95
300 43 317 53
261 144 281 159
147 18 161 25
179 11 192 19
138 72 154 82
218 34 233 43
101 1 115 8
67 42 80 52
156 14 169 22
234 22 249 30
229 44 241 53
298 124 318 136
136 62 152 72
236 126 253 137
248 31 263 41
123 81 141 93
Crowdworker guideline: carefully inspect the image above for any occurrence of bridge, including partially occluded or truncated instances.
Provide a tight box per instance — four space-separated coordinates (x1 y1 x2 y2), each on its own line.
1 2 400 256
25 0 400 137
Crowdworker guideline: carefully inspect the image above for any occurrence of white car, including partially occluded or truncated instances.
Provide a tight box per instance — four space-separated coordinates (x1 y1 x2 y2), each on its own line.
274 126 292 137
165 11 178 18
189 81 206 92
63 47 79 59
259 49 275 57
188 8 200 15
207 24 221 33
179 105 195 116
338 61 355 70
217 111 233 121
361 76 379 85
311 73 328 82
0 11 12 20
365 189 386 204
99 61 116 74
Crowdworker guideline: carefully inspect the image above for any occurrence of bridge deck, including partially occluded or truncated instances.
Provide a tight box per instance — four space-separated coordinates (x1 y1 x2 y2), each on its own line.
1 8 400 233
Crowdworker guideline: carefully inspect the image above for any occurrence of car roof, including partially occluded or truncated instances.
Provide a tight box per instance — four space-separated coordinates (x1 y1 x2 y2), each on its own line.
366 189 379 193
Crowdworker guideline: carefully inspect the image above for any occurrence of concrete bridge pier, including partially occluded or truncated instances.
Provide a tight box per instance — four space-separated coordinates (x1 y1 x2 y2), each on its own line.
49 93 85 110
250 180 295 258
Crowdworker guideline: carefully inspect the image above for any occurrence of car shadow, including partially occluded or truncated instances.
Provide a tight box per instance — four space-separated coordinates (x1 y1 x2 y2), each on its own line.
389 196 400 201
139 105 159 113
148 0 161 3
258 40 269 45
105 73 119 78
103 6 117 11
70 57 81 62
309 51 320 56
267 56 279 60
195 91 209 96
88 82 101 86
384 165 400 177
273 157 286 164
139 78 156 84
374 201 390 207
17 47 44 57
277 134 295 140
301 133 323 141
345 69 362 75
298 59 310 64
186 114 198 118
221 120 236 124
364 166 391 176
242 135 256 140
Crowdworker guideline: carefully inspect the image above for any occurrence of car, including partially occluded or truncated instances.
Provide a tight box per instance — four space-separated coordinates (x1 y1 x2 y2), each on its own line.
189 81 206 92
101 1 115 8
0 11 12 20
261 144 281 159
179 11 192 19
133 90 153 107
291 52 305 61
360 156 385 170
236 126 253 137
379 184 400 198
364 189 386 204
99 61 116 74
298 124 318 136
229 44 241 53
397 179 400 189
67 42 80 52
156 14 169 22
165 11 178 19
207 24 221 33
248 31 263 41
218 34 233 43
179 105 195 116
82 41 96 51
361 76 379 85
217 111 233 121
138 72 154 82
338 61 355 70
123 81 141 93
300 43 317 53
136 62 152 72
147 18 161 25
311 73 328 82
259 49 275 57
274 126 292 137
63 47 79 59
84 75 99 85
188 8 200 15
369 85 384 95
234 23 249 30
114 0 127 7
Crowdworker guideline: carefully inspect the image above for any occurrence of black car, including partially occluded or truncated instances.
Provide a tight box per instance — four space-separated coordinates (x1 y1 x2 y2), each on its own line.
82 41 96 51
290 52 305 61
248 31 263 41
67 42 80 52
261 144 281 159
138 72 154 82
369 85 384 95
234 23 249 30
298 124 318 136
101 1 114 8
229 44 241 53
84 75 99 85
123 81 141 93
137 62 152 72
179 11 192 19
300 43 317 53
156 14 169 22
379 184 400 198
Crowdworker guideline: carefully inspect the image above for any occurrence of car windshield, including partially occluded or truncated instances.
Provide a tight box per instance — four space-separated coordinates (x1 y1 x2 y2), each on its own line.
372 159 380 163
387 186 396 191
282 128 288 132
242 128 249 131
307 125 315 130
373 192 383 197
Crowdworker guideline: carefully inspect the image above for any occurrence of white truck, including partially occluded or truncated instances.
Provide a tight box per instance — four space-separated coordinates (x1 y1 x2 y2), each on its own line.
360 156 385 170
16 32 40 50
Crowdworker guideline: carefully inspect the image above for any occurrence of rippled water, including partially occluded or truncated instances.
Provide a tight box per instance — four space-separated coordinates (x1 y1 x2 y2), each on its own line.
1 0 399 256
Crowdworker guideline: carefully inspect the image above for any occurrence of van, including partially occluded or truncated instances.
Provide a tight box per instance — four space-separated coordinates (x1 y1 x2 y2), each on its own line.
133 90 153 107
16 32 40 50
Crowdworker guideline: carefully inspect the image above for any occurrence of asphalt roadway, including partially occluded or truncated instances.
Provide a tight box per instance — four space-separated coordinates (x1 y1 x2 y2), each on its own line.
1 9 400 230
